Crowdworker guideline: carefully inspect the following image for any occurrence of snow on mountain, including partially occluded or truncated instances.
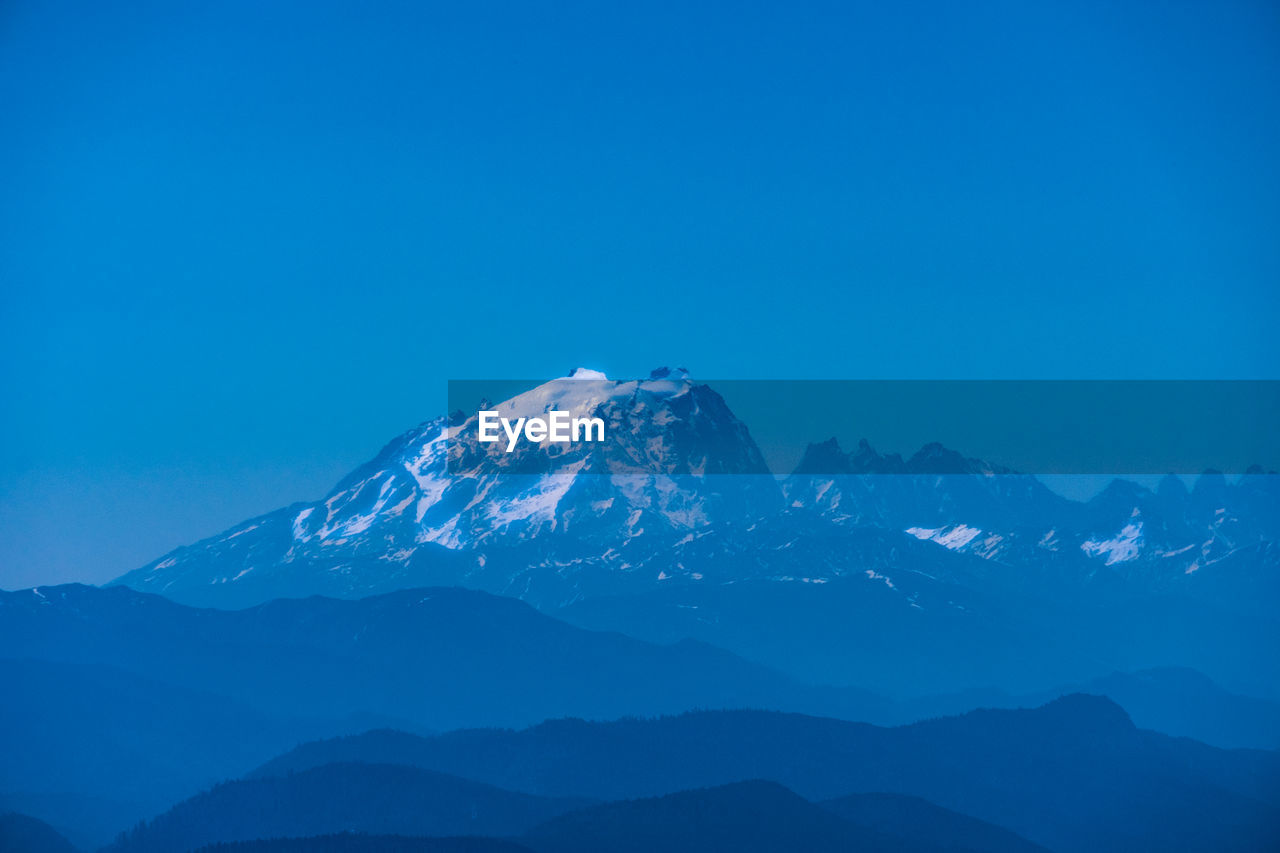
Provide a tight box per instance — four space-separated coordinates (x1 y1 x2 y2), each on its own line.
114 373 1279 610
782 436 1280 588
1080 512 1144 566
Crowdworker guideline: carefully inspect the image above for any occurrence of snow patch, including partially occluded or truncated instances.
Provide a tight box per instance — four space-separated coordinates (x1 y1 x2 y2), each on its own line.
226 523 261 540
1081 521 1144 565
865 569 895 589
906 524 982 550
291 508 315 541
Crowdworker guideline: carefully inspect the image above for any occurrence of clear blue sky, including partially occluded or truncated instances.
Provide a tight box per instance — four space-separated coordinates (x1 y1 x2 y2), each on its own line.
2 0 1278 588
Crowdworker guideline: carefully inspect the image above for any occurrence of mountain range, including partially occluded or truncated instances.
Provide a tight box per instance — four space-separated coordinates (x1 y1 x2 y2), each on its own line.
105 776 1049 853
8 581 1278 849
6 369 1278 850
105 763 592 853
107 370 1279 697
0 812 77 853
116 371 1280 607
0 583 888 734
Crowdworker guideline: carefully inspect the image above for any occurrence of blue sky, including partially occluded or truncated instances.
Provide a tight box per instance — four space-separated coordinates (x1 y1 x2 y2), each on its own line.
2 0 1278 587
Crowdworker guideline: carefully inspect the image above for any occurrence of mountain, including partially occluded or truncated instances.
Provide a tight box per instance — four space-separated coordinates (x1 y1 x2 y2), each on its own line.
555 570 1097 695
904 667 1280 750
0 583 897 731
556 563 1280 700
818 792 1048 853
10 585 1276 847
114 370 781 609
0 656 374 845
0 792 136 853
106 764 590 853
249 697 1280 853
115 370 1280 612
105 370 1280 699
784 438 1280 593
523 783 1050 853
104 776 1049 853
0 812 77 853
132 777 1037 853
1055 667 1280 749
518 780 935 853
0 582 889 848
112 371 1065 614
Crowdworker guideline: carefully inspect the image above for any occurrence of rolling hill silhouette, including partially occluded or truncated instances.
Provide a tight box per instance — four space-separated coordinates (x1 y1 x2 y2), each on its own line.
251 697 1280 852
106 764 591 853
818 792 1048 853
0 583 888 733
519 780 932 853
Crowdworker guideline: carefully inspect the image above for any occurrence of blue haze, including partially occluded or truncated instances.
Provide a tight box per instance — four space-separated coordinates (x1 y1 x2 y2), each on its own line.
2 0 1278 587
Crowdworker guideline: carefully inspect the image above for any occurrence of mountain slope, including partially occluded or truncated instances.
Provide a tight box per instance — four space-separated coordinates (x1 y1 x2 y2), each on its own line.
243 735 1065 852
786 438 1280 588
0 583 895 732
250 697 1280 853
519 780 933 853
0 657 367 832
905 667 1280 750
103 372 1280 702
819 792 1048 853
0 813 77 853
106 764 590 853
113 371 1280 616
0 792 138 853
555 565 1280 698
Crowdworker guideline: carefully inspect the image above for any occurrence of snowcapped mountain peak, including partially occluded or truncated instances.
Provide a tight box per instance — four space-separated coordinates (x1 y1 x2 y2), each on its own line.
468 372 698 431
119 369 781 605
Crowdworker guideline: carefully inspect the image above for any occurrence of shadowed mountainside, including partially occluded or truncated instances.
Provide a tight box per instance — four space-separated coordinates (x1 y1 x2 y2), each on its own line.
106 764 591 853
519 780 933 853
818 792 1048 853
250 697 1280 853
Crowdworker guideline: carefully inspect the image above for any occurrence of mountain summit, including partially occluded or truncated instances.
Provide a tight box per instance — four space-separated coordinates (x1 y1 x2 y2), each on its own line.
115 372 780 607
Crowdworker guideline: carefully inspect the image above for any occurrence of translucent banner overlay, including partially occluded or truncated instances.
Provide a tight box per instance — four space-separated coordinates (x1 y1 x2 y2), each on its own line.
446 378 1279 476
